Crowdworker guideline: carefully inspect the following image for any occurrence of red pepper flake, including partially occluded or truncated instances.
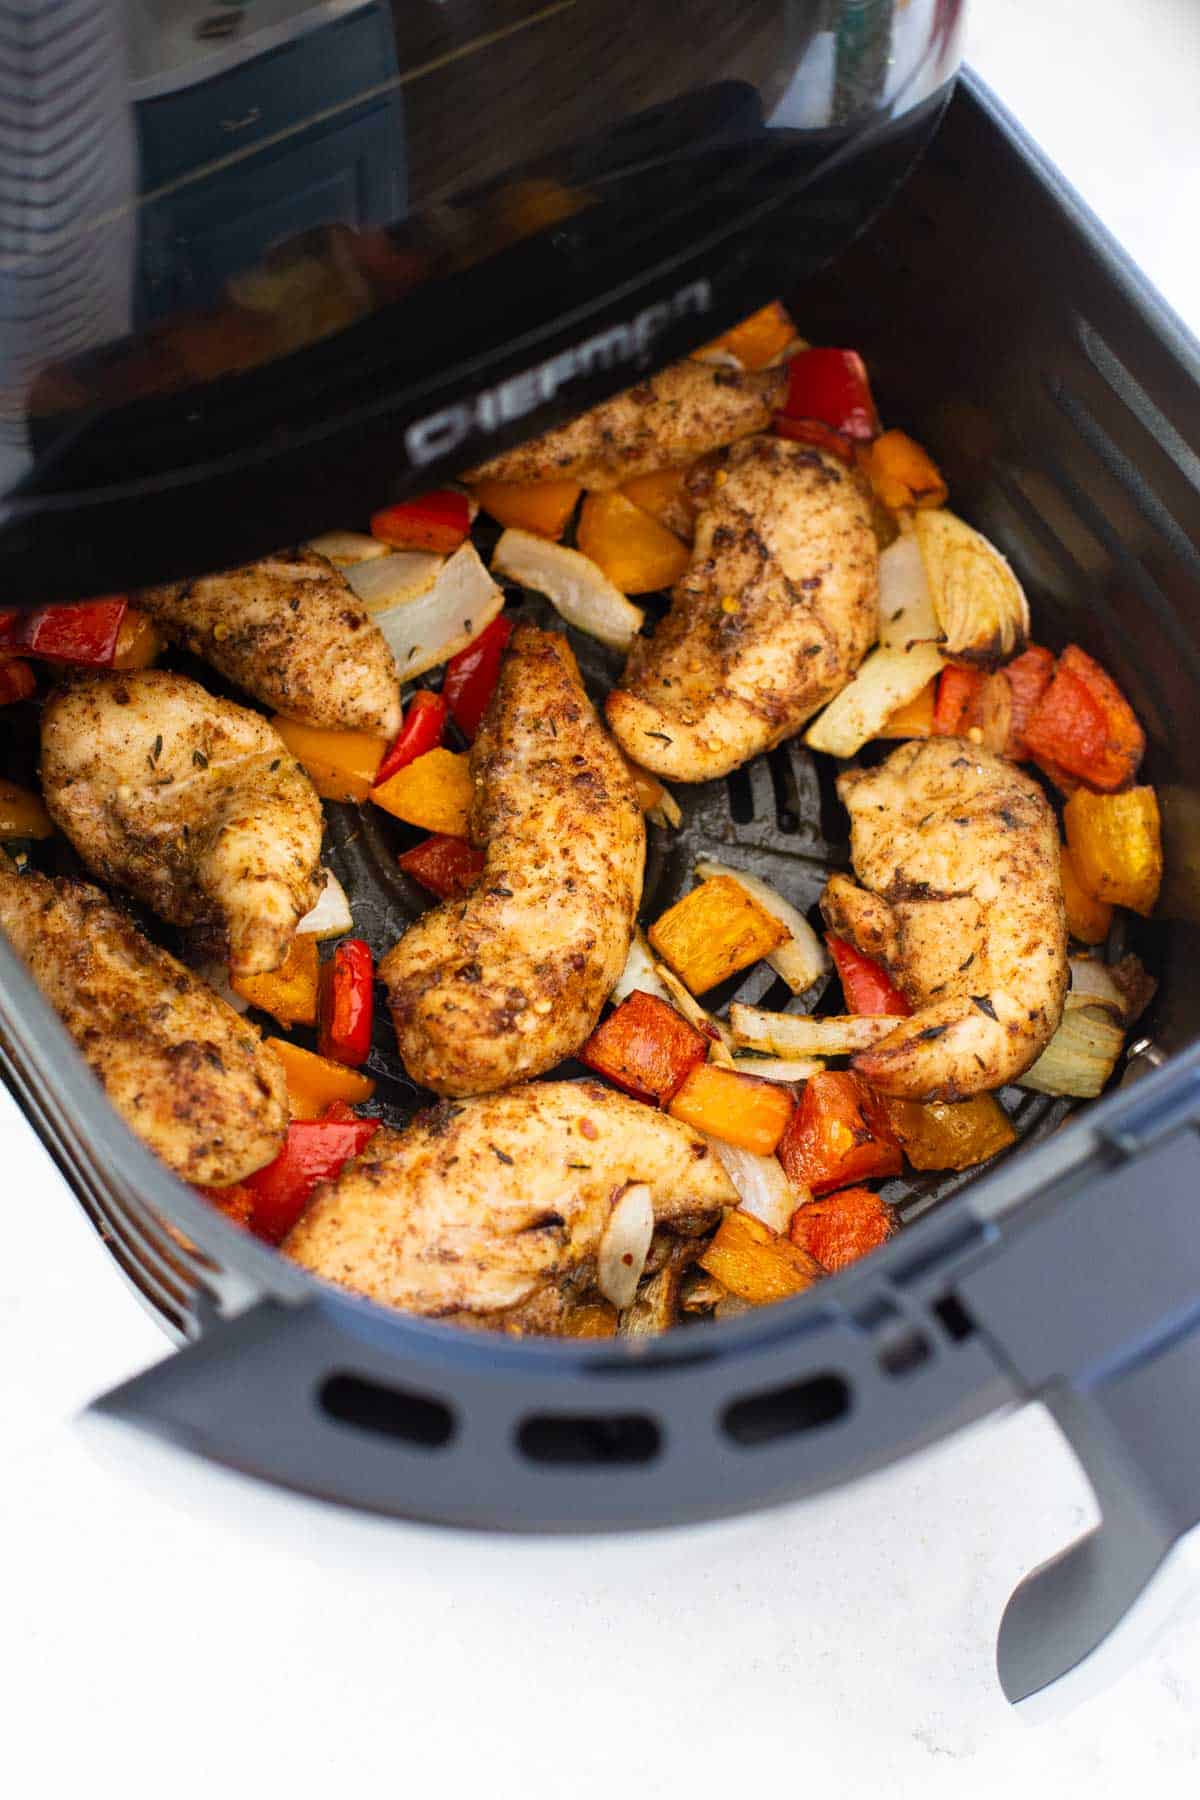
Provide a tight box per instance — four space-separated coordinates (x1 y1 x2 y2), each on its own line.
578 1117 598 1141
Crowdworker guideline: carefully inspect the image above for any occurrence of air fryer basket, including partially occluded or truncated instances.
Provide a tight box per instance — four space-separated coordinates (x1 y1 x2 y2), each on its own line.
4 75 1200 1704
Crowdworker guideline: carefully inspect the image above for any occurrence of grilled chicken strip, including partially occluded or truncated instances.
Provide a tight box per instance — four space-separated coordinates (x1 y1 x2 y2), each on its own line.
138 547 402 738
821 738 1068 1100
605 437 877 782
0 861 287 1185
382 625 644 1096
283 1079 734 1325
463 360 786 489
41 670 324 977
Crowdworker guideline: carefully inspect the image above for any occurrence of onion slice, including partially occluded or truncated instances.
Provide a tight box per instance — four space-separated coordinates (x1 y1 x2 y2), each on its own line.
307 530 389 569
729 1005 898 1057
913 508 1029 667
596 1182 654 1309
1065 955 1125 1017
877 533 942 649
1019 1005 1125 1098
653 959 735 1064
194 961 249 1014
804 641 945 759
492 529 644 650
296 869 353 941
707 1139 806 1234
369 542 504 679
695 858 828 994
731 1054 825 1083
346 550 444 611
610 929 672 1006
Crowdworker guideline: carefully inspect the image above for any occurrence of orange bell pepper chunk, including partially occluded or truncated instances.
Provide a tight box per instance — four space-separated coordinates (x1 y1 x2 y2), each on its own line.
270 716 388 803
580 989 708 1106
882 1094 1016 1172
111 607 164 670
469 478 581 540
370 746 474 835
695 300 796 371
789 1187 894 1272
777 1070 902 1196
232 934 320 1028
932 665 984 736
858 430 948 513
1063 785 1162 916
1022 645 1145 791
669 1062 794 1156
877 678 937 739
699 1209 820 1305
619 467 697 540
266 1037 377 1120
576 491 690 594
0 777 53 839
1059 843 1114 943
648 875 787 996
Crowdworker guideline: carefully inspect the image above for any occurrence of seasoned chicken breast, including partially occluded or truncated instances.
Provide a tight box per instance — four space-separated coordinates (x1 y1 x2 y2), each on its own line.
283 1079 734 1325
41 670 324 977
464 360 786 489
605 437 878 782
0 860 287 1185
381 625 644 1096
138 547 402 738
821 738 1068 1099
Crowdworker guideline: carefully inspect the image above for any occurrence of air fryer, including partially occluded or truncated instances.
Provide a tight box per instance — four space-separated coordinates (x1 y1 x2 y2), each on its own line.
2 2 1199 1712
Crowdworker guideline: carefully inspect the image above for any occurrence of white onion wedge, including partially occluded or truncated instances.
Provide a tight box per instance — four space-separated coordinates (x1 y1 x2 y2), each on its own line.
731 1054 825 1082
296 869 353 941
804 641 945 759
913 508 1029 667
653 960 735 1065
1018 1005 1124 1098
877 533 942 650
371 543 504 679
610 929 672 1006
597 1182 654 1309
694 858 828 994
492 529 644 650
690 347 744 370
1066 955 1125 1017
307 530 389 569
729 1005 898 1057
708 1140 805 1235
195 961 249 1014
347 549 444 612
647 785 682 830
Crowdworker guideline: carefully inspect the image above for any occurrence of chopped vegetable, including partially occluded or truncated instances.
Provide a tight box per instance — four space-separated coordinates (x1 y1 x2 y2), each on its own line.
580 989 709 1105
0 596 128 666
317 937 375 1067
370 542 504 678
648 874 787 996
346 550 444 611
913 509 1029 667
441 614 514 740
1001 644 1055 757
789 1187 894 1272
877 678 937 739
730 1054 826 1083
1065 955 1126 1018
695 301 796 371
1022 644 1145 791
695 858 829 994
470 477 580 539
0 778 52 839
373 689 448 789
668 1062 794 1155
772 415 856 463
611 929 673 1007
859 430 947 513
961 670 1014 754
620 751 674 820
619 467 696 540
197 1182 256 1230
883 1093 1016 1171
492 528 645 650
371 490 470 554
371 745 474 835
231 933 320 1028
804 642 945 759
826 934 911 1016
699 1208 821 1305
576 491 690 594
266 1037 377 1120
596 1183 654 1309
111 607 164 670
0 658 36 705
242 1115 381 1243
1060 844 1113 944
1018 1004 1125 1099
561 1301 619 1338
651 959 736 1063
707 1137 805 1233
296 869 354 941
877 534 941 649
307 529 389 568
397 833 485 899
270 716 387 803
780 348 878 440
1063 785 1162 915
776 1070 903 1195
932 664 984 736
729 1005 899 1057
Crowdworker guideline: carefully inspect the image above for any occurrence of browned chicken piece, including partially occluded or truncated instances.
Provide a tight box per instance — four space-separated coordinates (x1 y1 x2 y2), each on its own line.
138 547 402 738
0 860 287 1185
463 360 786 489
283 1079 735 1326
40 670 324 977
381 625 644 1096
821 738 1068 1100
605 436 878 782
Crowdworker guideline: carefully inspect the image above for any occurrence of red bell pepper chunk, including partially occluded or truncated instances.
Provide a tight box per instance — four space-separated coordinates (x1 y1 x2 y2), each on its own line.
932 664 984 736
0 596 128 666
788 1186 894 1272
772 415 857 465
370 490 470 554
397 832 486 900
1022 644 1145 791
1000 644 1055 758
579 989 709 1106
241 1116 381 1244
826 934 911 1017
373 689 448 789
777 1071 902 1197
0 657 36 704
318 937 375 1067
441 614 514 741
780 349 878 441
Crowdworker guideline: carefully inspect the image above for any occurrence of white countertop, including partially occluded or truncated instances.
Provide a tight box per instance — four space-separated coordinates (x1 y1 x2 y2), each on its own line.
6 6 1200 1792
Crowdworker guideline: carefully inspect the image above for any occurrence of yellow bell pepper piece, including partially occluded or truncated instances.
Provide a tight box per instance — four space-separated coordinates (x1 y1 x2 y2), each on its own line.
883 1093 1016 1172
648 874 787 996
576 491 690 594
858 429 948 513
270 716 387 803
232 934 320 1027
619 467 697 540
0 777 53 839
266 1037 376 1120
1059 844 1114 944
694 300 796 371
1064 785 1162 916
699 1209 820 1305
470 478 581 540
371 746 474 835
111 607 164 670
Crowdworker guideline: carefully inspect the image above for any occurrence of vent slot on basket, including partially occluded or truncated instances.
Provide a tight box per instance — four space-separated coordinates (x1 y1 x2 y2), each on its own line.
721 1372 849 1446
320 1373 455 1449
517 1411 661 1466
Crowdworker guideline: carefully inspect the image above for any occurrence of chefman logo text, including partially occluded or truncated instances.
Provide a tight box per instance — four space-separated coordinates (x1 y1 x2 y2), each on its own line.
405 279 713 467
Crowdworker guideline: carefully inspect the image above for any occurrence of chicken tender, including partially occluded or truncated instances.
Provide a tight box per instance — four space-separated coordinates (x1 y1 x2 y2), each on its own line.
283 1079 734 1325
138 547 402 738
821 738 1068 1099
41 670 324 976
0 860 287 1185
605 437 878 781
381 626 644 1096
464 360 786 489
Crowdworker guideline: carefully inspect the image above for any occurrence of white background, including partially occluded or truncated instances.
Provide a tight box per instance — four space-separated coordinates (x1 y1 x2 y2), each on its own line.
4 3 1200 1794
